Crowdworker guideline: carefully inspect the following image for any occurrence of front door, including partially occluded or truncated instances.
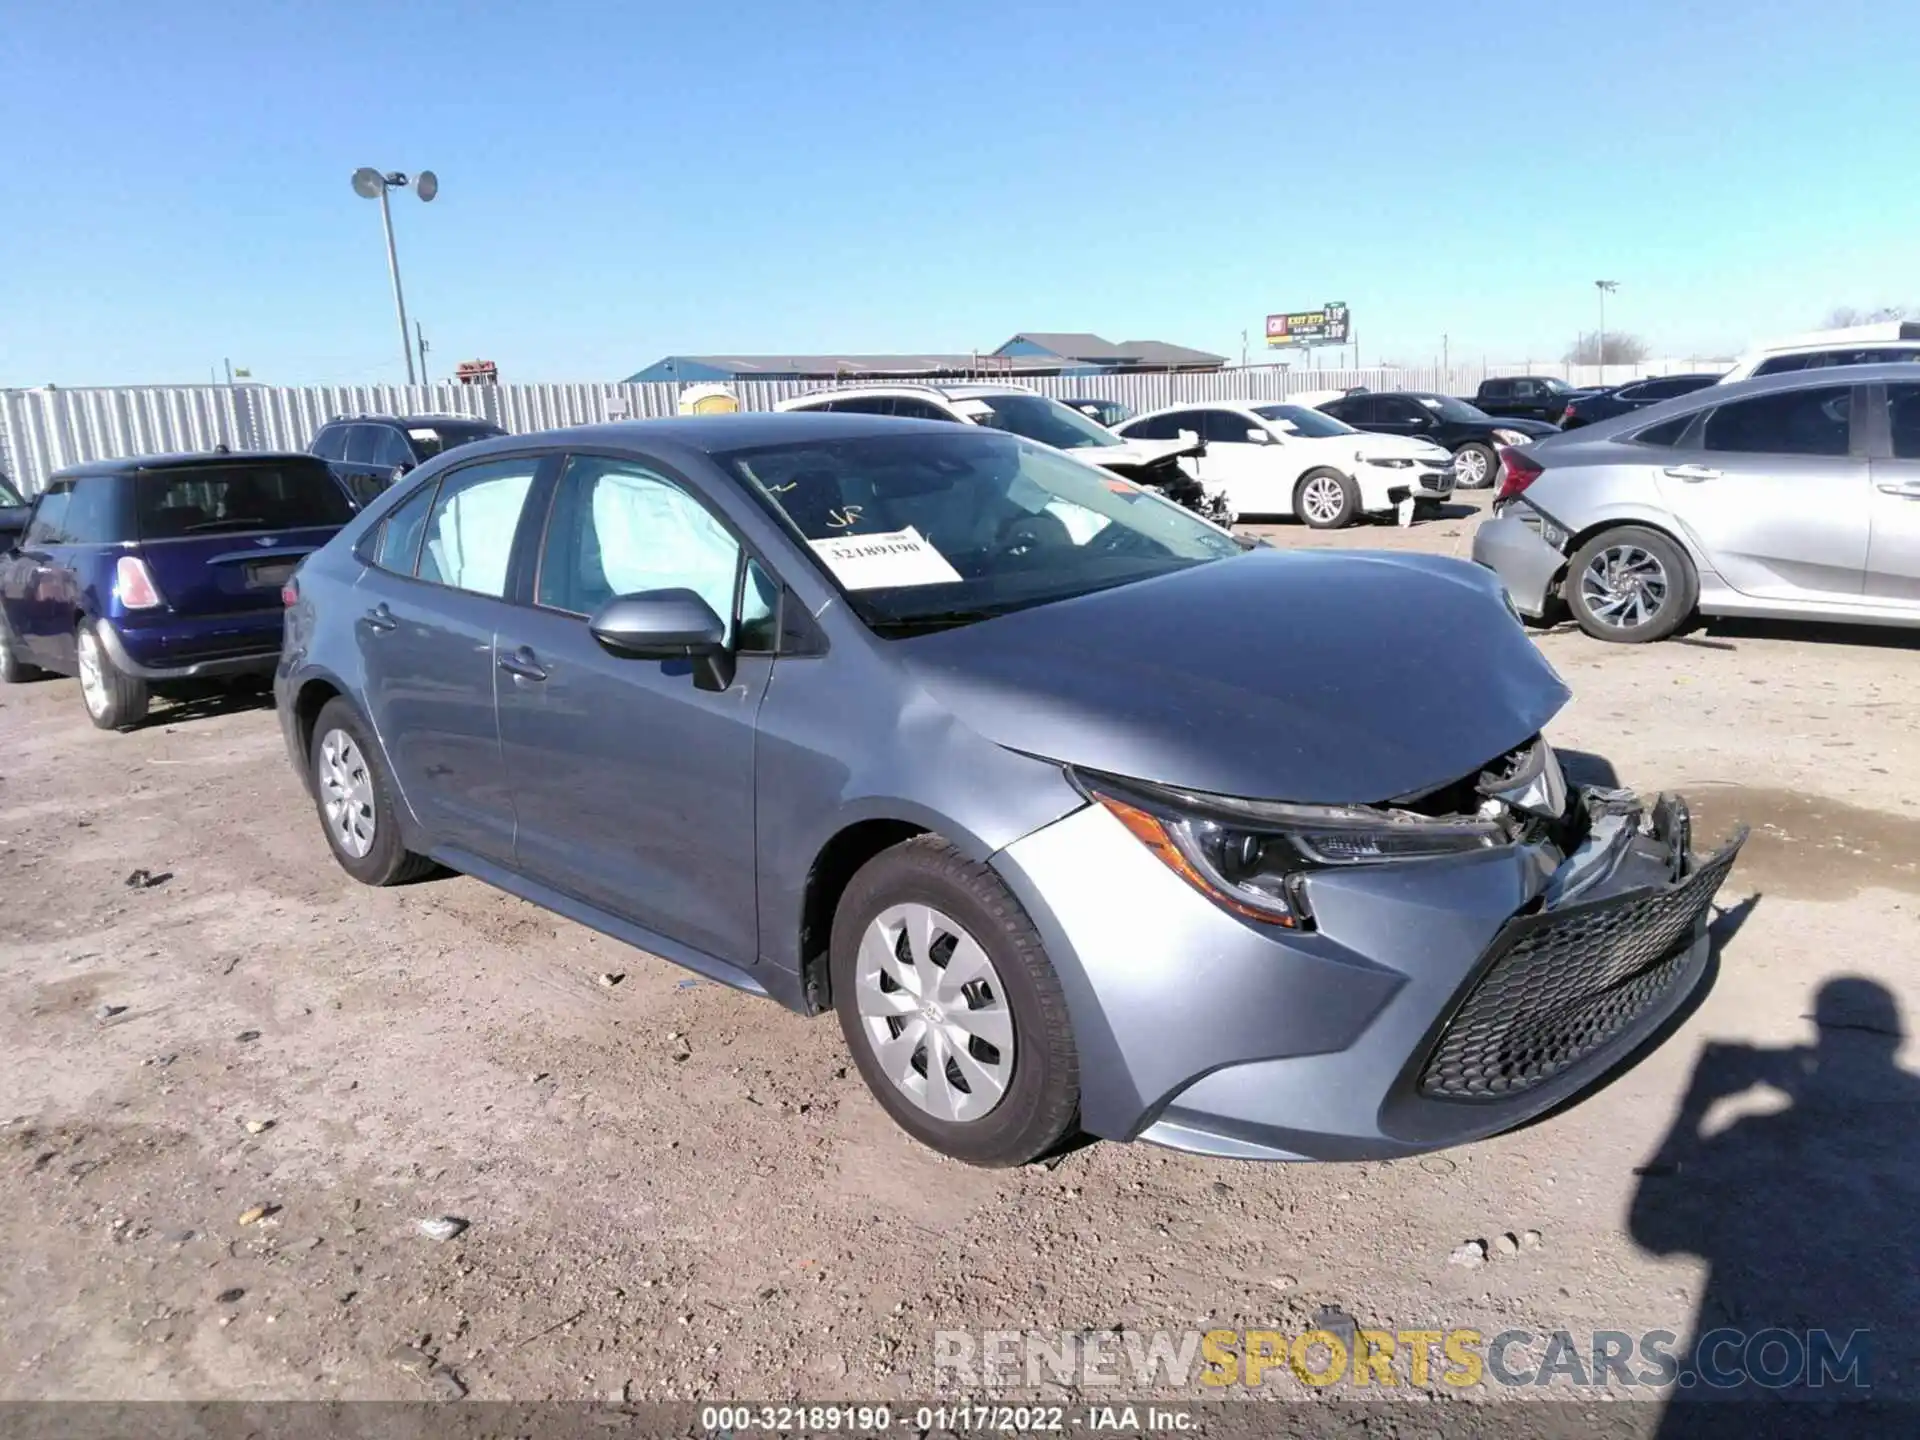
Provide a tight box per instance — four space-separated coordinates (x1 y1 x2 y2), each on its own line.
0 482 80 669
494 452 771 967
354 456 545 863
1865 381 1920 604
1195 409 1292 517
1653 383 1871 602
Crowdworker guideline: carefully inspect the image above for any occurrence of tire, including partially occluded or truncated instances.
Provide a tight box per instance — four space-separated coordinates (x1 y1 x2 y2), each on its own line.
1452 442 1498 490
307 696 436 886
1293 468 1361 529
0 612 42 683
75 619 149 730
830 835 1079 1167
1563 526 1698 644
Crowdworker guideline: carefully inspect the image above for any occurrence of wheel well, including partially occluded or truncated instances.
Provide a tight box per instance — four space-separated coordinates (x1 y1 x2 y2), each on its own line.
798 819 927 1014
291 678 343 763
1559 518 1700 607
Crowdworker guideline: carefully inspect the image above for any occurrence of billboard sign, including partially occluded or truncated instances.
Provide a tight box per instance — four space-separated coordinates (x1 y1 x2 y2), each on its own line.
1266 303 1350 348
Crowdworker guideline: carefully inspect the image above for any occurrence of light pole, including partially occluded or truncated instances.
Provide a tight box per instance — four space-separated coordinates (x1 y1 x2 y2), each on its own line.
1594 279 1619 383
352 168 438 385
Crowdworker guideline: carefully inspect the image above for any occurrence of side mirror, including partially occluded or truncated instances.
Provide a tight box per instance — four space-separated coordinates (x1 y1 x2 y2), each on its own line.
389 463 412 484
1244 427 1271 445
589 589 733 690
1177 429 1200 444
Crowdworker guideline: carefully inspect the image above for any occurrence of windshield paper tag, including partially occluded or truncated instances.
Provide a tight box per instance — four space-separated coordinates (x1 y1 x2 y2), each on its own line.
809 527 962 590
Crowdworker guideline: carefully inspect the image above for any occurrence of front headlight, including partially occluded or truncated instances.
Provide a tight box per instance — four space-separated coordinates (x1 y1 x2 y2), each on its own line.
1363 455 1414 468
1072 770 1506 928
1492 428 1532 446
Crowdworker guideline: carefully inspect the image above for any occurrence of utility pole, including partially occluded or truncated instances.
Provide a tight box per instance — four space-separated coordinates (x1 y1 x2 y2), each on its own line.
1240 329 1248 368
223 357 233 386
1595 279 1619 383
416 321 430 387
1442 333 1449 374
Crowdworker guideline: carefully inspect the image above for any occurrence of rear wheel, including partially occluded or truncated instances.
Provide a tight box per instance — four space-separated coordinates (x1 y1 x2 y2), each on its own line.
1293 468 1361 529
830 836 1079 1167
1564 526 1697 643
1452 442 1497 489
0 614 42 683
76 620 149 730
308 697 436 885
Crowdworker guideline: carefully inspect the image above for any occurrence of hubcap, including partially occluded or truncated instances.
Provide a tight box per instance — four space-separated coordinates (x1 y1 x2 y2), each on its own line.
1456 448 1489 485
317 728 377 859
1580 545 1669 629
1301 476 1345 524
76 630 107 715
854 903 1014 1123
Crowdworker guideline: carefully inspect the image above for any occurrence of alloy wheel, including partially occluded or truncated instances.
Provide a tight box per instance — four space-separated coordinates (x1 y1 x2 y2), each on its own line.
853 903 1014 1123
1579 544 1670 629
76 630 108 716
1455 448 1489 486
317 728 377 859
1300 476 1346 525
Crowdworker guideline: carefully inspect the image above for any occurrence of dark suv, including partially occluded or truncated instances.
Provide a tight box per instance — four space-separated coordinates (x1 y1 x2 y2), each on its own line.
310 414 508 507
0 451 353 729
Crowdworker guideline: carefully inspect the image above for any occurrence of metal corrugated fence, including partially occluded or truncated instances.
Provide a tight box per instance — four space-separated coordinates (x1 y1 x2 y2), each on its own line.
5 363 1512 495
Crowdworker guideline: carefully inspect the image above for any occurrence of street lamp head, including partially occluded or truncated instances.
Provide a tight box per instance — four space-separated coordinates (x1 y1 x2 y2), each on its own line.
351 167 384 199
1595 279 1620 293
415 170 438 203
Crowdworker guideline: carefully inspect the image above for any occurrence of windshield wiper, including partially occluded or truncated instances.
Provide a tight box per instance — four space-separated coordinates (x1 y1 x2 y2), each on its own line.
869 608 1009 635
182 516 271 532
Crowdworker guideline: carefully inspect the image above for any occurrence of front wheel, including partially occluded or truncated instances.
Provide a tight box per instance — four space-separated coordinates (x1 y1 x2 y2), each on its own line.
1293 468 1360 529
1452 442 1497 489
76 620 149 730
1564 526 1697 643
830 836 1079 1167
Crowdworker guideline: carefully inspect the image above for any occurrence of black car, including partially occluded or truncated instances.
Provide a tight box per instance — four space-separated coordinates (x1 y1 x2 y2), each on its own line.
1469 375 1589 425
1557 373 1724 430
309 414 508 507
1318 392 1557 489
1062 398 1134 428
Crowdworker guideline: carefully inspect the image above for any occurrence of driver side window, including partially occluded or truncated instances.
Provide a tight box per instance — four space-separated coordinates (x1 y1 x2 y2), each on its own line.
537 456 749 642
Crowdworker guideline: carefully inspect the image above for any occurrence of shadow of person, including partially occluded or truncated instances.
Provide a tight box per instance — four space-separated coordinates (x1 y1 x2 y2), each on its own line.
1630 977 1920 1430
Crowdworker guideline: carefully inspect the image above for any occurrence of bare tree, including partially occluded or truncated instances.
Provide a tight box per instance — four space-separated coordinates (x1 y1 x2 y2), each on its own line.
1822 305 1912 329
1565 331 1650 365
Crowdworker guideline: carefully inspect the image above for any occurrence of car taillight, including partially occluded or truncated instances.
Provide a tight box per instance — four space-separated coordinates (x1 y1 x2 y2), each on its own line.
1495 446 1544 501
115 555 163 609
280 578 300 607
1561 402 1579 420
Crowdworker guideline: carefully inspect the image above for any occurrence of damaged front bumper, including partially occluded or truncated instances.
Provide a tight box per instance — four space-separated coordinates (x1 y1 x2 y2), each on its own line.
992 773 1744 1161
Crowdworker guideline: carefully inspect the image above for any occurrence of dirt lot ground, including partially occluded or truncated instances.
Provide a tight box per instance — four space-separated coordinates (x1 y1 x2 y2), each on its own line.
3 491 1917 1422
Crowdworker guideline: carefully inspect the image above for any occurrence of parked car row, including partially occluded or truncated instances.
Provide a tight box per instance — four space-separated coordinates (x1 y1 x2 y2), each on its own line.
2 407 1744 1170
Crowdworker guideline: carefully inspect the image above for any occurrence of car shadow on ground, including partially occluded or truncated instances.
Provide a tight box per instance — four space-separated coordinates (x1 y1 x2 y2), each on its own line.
1632 973 1919 1427
144 680 277 728
1526 612 1920 652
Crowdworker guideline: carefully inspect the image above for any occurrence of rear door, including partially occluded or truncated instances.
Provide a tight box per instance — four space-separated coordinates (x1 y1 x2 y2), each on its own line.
492 451 771 965
1865 381 1920 604
133 459 353 618
353 454 550 863
1653 383 1870 601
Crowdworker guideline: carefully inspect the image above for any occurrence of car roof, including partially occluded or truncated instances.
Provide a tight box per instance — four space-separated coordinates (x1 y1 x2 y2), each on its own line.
1549 361 1920 443
787 382 1037 402
322 413 506 427
50 450 328 481
441 411 965 462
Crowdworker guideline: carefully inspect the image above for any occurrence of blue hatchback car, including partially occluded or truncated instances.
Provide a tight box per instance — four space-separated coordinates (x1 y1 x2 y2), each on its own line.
0 451 354 729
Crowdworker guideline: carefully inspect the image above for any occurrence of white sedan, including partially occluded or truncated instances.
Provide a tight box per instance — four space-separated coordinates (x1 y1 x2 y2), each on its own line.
1114 401 1456 528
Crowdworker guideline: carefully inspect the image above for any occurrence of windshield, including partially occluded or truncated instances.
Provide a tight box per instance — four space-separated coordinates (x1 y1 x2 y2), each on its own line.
720 430 1240 632
0 474 22 507
407 421 507 459
135 461 353 538
1415 394 1493 423
955 392 1120 451
1539 377 1573 394
1252 404 1357 438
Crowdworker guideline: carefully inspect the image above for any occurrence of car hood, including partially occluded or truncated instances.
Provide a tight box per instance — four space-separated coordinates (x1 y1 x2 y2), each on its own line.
1483 417 1559 438
894 549 1570 805
1345 434 1453 463
1084 435 1204 466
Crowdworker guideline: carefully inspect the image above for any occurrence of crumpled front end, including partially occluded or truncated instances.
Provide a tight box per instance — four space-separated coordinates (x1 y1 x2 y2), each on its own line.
991 737 1745 1161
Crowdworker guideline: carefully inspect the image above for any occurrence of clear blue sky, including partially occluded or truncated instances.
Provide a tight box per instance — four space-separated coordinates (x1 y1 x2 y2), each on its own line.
3 0 1915 387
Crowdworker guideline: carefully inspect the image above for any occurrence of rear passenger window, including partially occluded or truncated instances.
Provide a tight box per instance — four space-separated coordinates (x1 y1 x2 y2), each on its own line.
1701 386 1852 458
370 427 413 468
343 427 379 464
1118 414 1174 440
891 399 955 422
369 483 438 573
1633 415 1692 447
417 458 538 597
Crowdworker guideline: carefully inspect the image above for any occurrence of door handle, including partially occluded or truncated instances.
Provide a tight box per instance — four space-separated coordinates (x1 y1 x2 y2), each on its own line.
497 646 548 682
1875 479 1920 498
362 602 397 633
1663 464 1722 483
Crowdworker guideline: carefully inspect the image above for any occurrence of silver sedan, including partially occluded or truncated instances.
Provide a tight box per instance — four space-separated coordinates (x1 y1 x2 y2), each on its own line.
1472 363 1920 641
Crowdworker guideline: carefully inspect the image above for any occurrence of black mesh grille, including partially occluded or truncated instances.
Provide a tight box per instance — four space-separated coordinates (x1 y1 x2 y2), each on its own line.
1418 841 1741 1101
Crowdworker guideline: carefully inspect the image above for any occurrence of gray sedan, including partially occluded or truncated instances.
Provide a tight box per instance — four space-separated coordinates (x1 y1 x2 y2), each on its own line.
277 412 1739 1166
1473 363 1920 641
